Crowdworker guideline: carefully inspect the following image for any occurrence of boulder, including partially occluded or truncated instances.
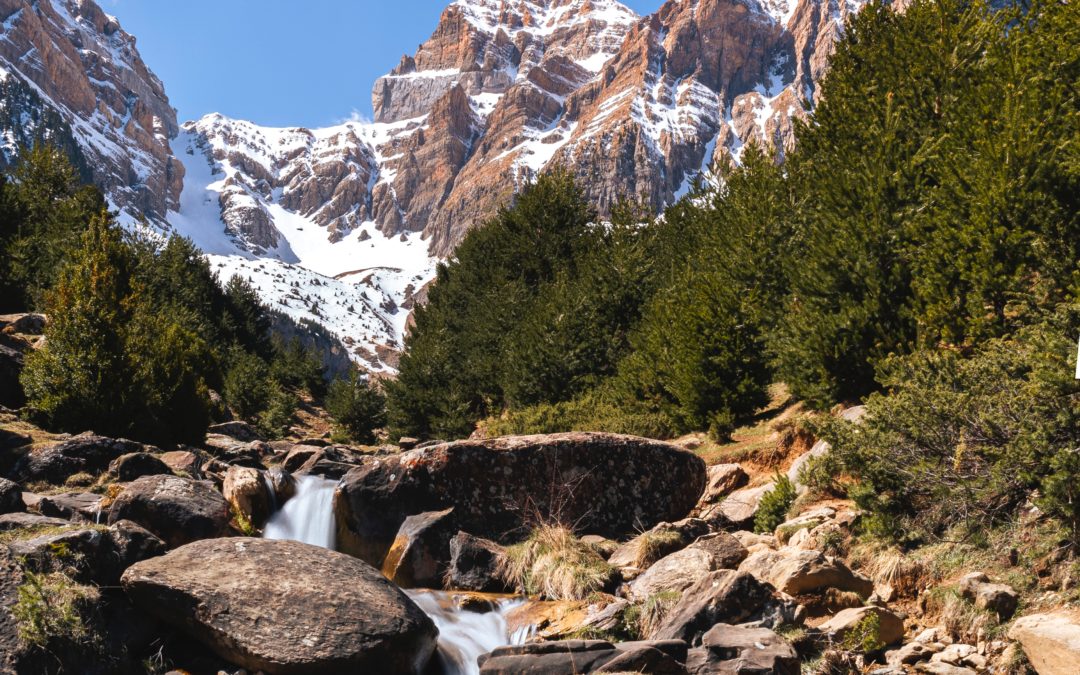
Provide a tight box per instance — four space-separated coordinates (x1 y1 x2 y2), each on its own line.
0 342 24 409
478 639 689 674
336 432 706 566
447 531 509 592
627 534 747 601
0 511 69 531
707 483 772 529
608 519 710 570
652 570 776 643
685 624 799 675
267 466 297 505
158 450 204 477
122 538 438 674
788 406 866 492
206 421 262 442
294 445 370 478
382 507 457 588
36 492 104 523
222 466 273 528
1008 612 1080 675
817 606 906 647
774 507 836 544
109 452 173 481
282 444 326 472
9 520 166 585
0 313 47 335
203 435 268 468
958 571 1018 620
699 463 749 504
107 475 230 548
14 433 143 483
0 477 23 513
738 547 873 597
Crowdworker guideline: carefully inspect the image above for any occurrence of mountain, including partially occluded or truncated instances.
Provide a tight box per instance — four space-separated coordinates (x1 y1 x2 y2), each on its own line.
0 0 864 371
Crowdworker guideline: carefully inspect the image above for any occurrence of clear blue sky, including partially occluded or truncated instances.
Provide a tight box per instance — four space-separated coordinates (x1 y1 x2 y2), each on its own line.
107 0 661 129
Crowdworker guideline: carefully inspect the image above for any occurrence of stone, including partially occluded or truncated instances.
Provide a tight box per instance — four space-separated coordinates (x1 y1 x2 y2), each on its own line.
202 434 268 468
158 450 204 477
382 507 457 588
818 606 906 647
887 641 937 667
1008 612 1080 675
221 465 273 528
266 466 297 505
0 511 69 531
282 444 325 472
13 433 143 483
294 445 370 478
36 492 105 523
774 507 836 544
915 663 977 675
206 420 262 442
108 452 173 481
931 643 976 665
699 463 750 504
336 432 706 567
398 437 420 450
958 571 1018 620
122 538 438 674
738 547 873 597
627 533 747 601
685 623 799 675
107 474 231 548
652 570 776 643
710 484 773 529
608 519 710 570
477 639 689 674
447 531 509 592
9 520 165 585
0 477 23 514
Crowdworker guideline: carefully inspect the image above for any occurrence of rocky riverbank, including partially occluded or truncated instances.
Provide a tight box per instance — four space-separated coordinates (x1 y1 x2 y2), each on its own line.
0 398 1077 674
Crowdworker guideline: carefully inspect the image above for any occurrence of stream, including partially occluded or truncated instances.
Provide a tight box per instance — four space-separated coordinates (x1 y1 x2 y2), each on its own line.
262 475 525 675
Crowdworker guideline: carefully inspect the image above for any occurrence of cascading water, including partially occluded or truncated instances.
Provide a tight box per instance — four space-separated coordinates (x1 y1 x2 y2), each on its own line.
263 475 337 548
262 473 528 675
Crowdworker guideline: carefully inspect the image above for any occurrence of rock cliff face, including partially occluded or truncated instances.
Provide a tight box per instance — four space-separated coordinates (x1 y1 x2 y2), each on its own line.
0 0 865 370
0 0 183 221
184 0 863 259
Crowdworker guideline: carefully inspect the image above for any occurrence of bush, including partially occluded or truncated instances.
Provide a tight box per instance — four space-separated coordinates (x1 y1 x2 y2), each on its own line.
754 474 797 534
325 371 386 444
257 383 298 440
481 389 677 439
498 524 615 600
223 351 271 420
813 305 1080 543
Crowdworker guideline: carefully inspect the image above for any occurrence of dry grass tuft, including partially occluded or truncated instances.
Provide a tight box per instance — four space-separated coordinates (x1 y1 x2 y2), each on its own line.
637 590 681 638
631 529 684 569
498 524 615 601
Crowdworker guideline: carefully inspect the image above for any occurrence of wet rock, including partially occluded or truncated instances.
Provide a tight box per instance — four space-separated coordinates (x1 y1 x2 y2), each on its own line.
685 624 799 675
0 477 23 514
447 531 509 592
14 433 143 483
266 466 297 505
1008 612 1080 675
109 452 173 481
738 546 873 597
652 570 776 643
477 639 689 674
382 507 457 588
818 606 906 647
336 432 706 567
122 538 438 674
222 466 273 529
107 475 230 548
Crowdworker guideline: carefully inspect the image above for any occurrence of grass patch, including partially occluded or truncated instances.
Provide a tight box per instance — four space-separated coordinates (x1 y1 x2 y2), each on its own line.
630 529 684 569
13 569 99 649
498 524 615 601
638 590 681 637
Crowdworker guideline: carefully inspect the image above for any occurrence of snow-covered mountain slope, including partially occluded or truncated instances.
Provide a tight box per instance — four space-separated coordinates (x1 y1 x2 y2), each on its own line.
2 0 869 372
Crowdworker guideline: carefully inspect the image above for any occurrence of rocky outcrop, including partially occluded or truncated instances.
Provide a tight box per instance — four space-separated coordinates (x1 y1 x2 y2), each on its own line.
121 538 439 675
627 533 748 600
686 624 799 675
0 0 183 222
107 474 231 547
652 570 776 643
818 605 906 647
1008 612 1080 675
958 571 1018 621
10 433 143 483
738 546 873 597
335 432 706 566
446 531 508 592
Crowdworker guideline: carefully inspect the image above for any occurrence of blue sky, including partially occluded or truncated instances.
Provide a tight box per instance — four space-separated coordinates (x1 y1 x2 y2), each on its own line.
107 0 661 129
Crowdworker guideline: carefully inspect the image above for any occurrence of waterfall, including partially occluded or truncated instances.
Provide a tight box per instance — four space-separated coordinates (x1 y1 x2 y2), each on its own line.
263 475 336 548
407 592 527 675
261 473 527 674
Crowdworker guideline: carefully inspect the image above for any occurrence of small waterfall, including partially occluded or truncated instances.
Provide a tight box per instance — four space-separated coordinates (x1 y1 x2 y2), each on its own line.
261 474 528 674
263 475 336 548
407 592 527 675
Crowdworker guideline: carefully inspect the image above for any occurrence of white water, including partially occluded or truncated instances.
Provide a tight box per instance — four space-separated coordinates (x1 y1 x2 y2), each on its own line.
263 475 337 548
408 592 527 675
261 473 526 675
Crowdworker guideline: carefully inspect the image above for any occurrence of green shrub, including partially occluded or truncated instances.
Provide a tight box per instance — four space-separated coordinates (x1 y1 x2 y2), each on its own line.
482 389 677 439
257 383 298 439
326 370 386 444
840 611 884 653
223 350 271 420
754 474 797 534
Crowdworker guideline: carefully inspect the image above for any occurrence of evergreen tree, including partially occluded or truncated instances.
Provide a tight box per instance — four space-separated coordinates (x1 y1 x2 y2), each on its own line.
327 370 386 444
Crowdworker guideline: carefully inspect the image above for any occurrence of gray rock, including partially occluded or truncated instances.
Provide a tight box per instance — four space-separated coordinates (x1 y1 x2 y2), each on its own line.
652 570 775 643
122 538 438 674
107 475 230 548
109 452 173 481
685 623 799 675
447 531 509 593
0 477 23 514
383 507 457 588
1008 612 1080 675
478 639 689 674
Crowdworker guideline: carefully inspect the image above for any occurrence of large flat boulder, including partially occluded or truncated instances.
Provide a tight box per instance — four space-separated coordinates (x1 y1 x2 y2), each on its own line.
738 546 873 597
478 639 689 674
1008 612 1080 675
686 624 799 675
12 433 144 483
335 432 706 566
107 475 230 548
121 538 438 674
